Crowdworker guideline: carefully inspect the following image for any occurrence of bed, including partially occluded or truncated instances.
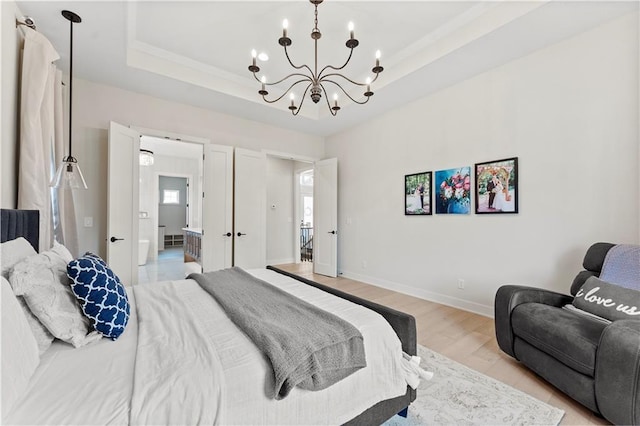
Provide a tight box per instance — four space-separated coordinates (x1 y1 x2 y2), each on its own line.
1 208 417 425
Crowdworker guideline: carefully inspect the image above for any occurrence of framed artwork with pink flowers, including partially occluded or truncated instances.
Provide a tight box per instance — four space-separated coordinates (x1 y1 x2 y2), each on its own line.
474 157 519 214
435 167 471 214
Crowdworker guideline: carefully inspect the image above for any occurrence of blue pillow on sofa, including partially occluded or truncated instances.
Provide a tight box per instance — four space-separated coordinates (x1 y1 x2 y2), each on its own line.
67 253 130 340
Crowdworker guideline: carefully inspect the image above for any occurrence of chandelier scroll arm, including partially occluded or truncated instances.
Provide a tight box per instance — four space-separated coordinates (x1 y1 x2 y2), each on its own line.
283 45 315 77
291 83 313 116
322 79 371 105
320 71 380 87
253 71 312 87
319 83 339 116
261 79 312 104
318 48 355 80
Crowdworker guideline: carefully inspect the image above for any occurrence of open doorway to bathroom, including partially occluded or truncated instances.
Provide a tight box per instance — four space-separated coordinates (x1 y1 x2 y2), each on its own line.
138 136 203 284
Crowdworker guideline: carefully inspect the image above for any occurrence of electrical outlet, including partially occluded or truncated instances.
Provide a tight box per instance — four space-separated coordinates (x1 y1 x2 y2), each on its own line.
362 260 367 269
83 217 93 228
457 279 465 290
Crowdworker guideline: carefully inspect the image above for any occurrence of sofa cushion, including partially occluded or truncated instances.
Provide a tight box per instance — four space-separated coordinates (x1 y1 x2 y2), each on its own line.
573 276 640 322
582 242 615 273
511 303 607 376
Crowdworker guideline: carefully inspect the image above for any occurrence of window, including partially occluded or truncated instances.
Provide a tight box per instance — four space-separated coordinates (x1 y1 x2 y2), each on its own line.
299 169 314 186
162 189 180 204
303 196 313 227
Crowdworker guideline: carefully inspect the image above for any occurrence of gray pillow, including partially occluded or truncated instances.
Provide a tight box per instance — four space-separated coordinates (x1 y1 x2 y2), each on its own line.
1 237 54 353
9 243 101 348
573 276 640 322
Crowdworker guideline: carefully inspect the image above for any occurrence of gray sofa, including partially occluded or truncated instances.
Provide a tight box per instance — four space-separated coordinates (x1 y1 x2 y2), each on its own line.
495 242 640 425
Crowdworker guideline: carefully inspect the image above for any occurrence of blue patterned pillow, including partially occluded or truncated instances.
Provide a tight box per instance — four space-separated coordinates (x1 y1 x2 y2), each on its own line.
67 253 130 340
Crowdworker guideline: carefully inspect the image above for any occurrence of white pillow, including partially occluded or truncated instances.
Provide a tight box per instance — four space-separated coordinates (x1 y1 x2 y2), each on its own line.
9 243 102 348
16 296 55 354
0 237 36 279
1 237 54 353
1 276 40 416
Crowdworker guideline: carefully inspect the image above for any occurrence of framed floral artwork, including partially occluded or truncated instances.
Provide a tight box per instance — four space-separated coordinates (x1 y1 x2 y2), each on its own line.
405 171 432 215
474 157 519 214
435 167 471 214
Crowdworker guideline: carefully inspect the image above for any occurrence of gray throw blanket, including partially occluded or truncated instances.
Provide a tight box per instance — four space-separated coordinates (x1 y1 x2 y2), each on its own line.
600 244 640 290
188 267 366 399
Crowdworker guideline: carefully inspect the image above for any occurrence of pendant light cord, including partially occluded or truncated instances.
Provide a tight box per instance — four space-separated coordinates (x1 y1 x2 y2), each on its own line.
61 9 81 161
68 16 73 159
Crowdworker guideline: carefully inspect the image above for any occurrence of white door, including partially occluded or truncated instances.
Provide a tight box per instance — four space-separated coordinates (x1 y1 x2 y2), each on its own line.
234 148 266 268
313 158 338 277
201 144 233 272
107 121 140 285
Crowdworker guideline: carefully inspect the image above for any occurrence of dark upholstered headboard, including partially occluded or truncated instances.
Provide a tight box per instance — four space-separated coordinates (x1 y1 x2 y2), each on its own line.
1 209 40 252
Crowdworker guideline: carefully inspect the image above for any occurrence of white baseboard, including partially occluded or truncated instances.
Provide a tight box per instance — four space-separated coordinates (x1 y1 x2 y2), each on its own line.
267 257 295 266
340 269 494 318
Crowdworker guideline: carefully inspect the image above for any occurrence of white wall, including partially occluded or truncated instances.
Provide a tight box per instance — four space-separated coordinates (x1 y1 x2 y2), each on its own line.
266 157 295 265
71 78 324 258
158 176 188 235
1 2 23 208
326 13 640 316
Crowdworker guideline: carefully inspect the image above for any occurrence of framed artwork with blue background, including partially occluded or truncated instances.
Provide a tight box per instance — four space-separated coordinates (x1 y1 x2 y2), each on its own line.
435 167 471 214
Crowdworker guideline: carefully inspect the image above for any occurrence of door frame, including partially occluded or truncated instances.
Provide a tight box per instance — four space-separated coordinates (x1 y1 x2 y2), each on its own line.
294 167 314 264
133 126 210 145
263 150 319 266
153 172 193 260
130 125 209 267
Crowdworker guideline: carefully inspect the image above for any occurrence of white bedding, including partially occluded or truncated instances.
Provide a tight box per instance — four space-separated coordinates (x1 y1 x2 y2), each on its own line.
5 291 139 424
6 269 409 425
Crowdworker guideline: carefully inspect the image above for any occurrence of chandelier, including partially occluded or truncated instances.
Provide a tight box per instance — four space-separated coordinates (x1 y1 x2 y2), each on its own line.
248 0 383 116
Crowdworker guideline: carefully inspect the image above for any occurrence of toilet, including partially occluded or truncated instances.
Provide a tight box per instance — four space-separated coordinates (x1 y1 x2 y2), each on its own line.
138 240 150 266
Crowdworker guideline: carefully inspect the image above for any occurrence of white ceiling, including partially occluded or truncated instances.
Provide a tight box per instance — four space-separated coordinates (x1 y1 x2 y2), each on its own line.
15 1 638 137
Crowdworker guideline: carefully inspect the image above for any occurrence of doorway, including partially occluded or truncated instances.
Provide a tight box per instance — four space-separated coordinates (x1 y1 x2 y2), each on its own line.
265 156 314 266
138 135 203 284
298 169 314 262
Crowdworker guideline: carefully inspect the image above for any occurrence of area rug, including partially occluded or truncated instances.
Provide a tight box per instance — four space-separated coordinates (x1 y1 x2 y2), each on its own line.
383 345 565 425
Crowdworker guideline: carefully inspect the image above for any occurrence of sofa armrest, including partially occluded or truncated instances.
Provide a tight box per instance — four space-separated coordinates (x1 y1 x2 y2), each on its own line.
595 320 640 426
494 285 574 358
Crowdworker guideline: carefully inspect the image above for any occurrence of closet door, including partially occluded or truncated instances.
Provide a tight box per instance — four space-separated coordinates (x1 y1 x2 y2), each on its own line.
107 121 140 285
201 144 234 272
313 158 338 277
234 148 266 269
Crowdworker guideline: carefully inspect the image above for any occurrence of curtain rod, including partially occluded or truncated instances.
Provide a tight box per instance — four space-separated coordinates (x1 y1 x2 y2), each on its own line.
16 16 36 30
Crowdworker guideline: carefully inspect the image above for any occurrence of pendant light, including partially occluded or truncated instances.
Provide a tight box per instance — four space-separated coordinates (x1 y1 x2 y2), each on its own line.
139 149 154 166
50 10 87 189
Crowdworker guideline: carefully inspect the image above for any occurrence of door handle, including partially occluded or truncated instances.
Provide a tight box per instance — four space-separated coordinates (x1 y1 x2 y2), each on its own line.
223 232 232 237
328 230 336 235
110 236 125 243
237 232 246 237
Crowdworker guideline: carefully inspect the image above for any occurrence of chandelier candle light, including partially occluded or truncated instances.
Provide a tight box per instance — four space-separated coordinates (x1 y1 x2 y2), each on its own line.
248 0 383 116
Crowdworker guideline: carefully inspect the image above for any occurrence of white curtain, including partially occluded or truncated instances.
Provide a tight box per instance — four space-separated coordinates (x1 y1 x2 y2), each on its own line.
18 27 78 254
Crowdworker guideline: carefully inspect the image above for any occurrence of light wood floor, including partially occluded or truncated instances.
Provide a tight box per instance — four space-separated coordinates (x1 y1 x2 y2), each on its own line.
275 263 609 425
